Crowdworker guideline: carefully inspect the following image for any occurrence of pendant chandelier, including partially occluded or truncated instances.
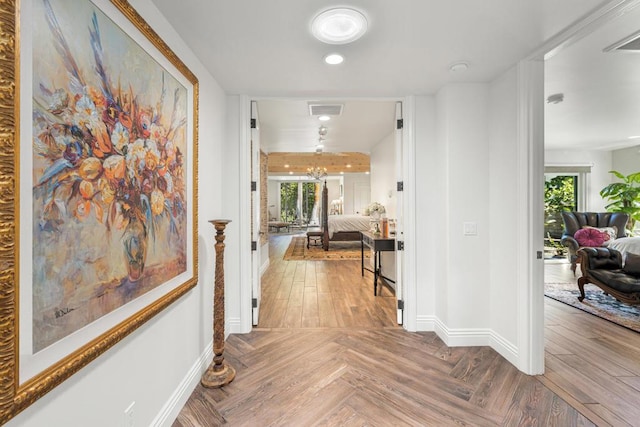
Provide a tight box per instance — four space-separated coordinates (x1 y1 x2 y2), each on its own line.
307 166 327 180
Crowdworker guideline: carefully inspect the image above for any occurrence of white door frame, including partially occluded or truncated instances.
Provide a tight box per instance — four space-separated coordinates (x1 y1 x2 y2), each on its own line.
237 96 417 332
250 101 261 325
517 0 640 374
238 94 253 332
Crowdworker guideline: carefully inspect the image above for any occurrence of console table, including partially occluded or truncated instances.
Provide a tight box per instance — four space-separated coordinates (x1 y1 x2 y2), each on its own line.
361 231 396 296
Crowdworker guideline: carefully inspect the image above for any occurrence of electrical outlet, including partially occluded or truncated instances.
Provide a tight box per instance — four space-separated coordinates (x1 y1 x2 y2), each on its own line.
124 401 135 427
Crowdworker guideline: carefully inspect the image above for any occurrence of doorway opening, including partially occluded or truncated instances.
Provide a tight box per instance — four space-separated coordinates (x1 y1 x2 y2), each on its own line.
252 98 404 329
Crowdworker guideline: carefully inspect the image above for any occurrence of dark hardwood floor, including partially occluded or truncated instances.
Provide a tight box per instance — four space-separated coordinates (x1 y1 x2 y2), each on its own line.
172 236 640 426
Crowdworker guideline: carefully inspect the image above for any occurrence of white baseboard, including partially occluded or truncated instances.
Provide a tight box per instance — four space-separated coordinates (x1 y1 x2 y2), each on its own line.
438 326 492 347
151 340 213 427
490 331 519 368
426 316 519 369
227 317 243 335
415 315 436 331
260 257 270 276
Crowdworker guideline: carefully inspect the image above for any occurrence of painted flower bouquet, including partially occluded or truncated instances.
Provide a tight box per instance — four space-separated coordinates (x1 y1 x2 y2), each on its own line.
32 1 187 284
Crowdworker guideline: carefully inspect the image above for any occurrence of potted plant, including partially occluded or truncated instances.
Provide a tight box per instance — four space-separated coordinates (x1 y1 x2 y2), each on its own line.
600 170 640 233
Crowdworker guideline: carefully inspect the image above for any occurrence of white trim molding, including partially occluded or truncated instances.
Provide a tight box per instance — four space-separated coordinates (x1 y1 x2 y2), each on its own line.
514 0 640 376
490 333 519 369
151 340 213 427
401 95 418 332
260 258 270 277
238 94 253 333
227 317 243 335
416 315 436 331
515 58 545 375
433 318 519 368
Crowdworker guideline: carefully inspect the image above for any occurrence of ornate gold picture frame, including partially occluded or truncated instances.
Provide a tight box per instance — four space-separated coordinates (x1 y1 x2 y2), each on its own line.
0 0 199 423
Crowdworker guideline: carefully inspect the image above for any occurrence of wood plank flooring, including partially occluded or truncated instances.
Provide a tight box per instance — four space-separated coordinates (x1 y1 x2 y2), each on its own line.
172 237 640 426
257 234 397 328
542 260 640 427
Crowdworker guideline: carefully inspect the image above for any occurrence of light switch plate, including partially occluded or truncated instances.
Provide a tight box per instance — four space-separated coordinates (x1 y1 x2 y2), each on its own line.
463 222 477 236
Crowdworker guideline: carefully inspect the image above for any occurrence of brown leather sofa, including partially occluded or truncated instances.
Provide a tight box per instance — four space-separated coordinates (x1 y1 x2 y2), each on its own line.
560 211 629 273
577 247 640 305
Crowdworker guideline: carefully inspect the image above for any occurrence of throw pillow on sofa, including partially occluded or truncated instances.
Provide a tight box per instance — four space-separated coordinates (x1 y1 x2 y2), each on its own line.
582 226 617 245
574 228 606 247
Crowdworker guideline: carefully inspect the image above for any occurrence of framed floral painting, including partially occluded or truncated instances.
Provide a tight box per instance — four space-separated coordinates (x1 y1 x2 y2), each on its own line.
0 0 199 422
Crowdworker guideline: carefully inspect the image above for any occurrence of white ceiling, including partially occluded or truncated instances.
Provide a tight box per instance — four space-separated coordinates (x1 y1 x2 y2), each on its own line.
545 4 640 150
257 100 396 153
149 0 640 152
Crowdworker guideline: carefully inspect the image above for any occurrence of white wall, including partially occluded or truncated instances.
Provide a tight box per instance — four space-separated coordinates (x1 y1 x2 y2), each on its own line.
267 179 280 221
370 132 396 282
414 96 437 326
9 0 226 425
342 173 371 214
223 96 246 333
545 149 612 211
436 84 491 331
612 144 640 176
412 75 526 365
488 67 519 347
370 132 397 218
325 178 342 213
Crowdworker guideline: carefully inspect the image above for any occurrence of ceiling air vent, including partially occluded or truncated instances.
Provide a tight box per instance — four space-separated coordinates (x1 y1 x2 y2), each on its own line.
604 30 640 52
308 103 343 116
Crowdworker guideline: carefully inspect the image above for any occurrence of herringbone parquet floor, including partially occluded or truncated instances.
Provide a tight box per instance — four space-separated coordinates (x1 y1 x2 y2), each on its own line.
174 327 592 426
173 235 640 426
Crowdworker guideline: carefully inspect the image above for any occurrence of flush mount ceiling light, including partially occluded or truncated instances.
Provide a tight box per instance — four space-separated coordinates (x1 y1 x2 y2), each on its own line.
324 53 344 65
311 7 368 45
547 93 564 104
318 115 331 121
449 61 469 72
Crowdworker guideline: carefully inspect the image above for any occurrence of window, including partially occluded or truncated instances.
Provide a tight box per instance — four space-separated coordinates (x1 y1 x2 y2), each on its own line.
544 174 577 239
544 165 590 240
279 181 320 225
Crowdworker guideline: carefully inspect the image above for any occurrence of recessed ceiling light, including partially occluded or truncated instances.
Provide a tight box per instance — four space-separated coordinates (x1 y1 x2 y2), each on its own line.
346 164 352 168
365 171 370 175
340 171 344 175
324 53 344 65
284 164 289 168
318 115 331 121
311 8 368 45
289 171 293 175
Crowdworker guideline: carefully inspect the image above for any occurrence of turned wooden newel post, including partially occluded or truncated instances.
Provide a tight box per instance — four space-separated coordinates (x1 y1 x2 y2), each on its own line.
201 219 236 388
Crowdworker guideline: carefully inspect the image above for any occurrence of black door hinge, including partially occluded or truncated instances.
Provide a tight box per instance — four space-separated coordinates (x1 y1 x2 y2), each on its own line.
397 300 404 310
396 119 403 129
251 181 257 191
397 181 403 192
397 241 404 251
252 298 258 308
251 241 257 251
250 118 257 129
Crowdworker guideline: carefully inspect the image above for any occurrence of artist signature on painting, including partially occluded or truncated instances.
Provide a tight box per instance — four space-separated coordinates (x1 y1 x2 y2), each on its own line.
54 307 75 319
